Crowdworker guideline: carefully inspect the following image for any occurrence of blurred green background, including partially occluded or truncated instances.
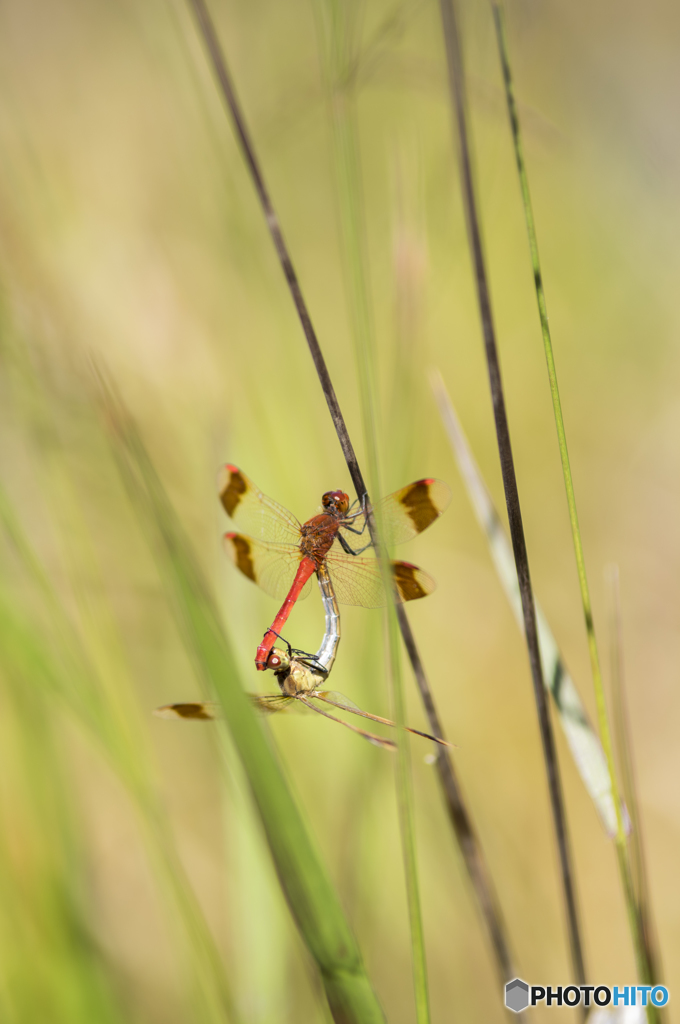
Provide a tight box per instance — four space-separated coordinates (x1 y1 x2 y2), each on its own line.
0 0 678 1020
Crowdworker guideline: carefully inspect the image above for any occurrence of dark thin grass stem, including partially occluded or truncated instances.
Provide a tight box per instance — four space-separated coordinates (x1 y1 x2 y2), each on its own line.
397 605 513 981
186 0 515 989
437 0 587 991
186 0 365 498
492 6 660 1011
490 0 629 855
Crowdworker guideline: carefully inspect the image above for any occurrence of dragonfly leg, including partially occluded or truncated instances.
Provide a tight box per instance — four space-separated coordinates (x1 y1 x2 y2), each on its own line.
264 627 294 655
345 491 368 514
341 497 372 545
343 492 370 526
263 628 326 675
336 531 373 557
293 653 328 677
341 522 368 536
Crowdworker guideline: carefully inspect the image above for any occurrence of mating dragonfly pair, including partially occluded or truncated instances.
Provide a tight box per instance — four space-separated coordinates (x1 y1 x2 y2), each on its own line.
156 466 452 751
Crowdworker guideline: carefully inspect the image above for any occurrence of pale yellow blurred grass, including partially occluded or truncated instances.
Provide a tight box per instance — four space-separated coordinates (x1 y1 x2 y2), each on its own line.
0 0 679 1021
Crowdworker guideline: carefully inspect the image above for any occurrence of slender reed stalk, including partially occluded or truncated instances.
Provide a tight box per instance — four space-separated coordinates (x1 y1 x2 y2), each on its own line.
491 4 659 1011
437 0 586 990
432 373 623 841
186 0 363 497
185 0 516 989
607 567 664 1007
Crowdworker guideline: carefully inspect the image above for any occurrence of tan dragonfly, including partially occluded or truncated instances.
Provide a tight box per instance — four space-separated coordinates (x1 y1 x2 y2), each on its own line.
156 566 451 752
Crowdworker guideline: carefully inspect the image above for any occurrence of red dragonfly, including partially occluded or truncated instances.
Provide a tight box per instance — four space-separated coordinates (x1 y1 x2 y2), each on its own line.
218 466 450 669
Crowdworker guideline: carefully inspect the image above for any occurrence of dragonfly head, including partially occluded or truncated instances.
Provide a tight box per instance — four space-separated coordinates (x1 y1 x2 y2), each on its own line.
322 490 350 517
266 647 291 674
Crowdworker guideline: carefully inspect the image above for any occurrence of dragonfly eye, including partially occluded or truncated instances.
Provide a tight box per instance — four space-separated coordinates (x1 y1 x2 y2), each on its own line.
267 648 289 671
322 490 350 515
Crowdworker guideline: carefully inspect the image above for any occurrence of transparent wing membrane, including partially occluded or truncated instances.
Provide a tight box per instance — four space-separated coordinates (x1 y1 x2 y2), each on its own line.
316 692 451 747
223 534 311 602
250 694 313 715
300 695 397 751
325 549 435 607
345 478 451 547
218 471 445 610
154 691 449 748
218 465 302 543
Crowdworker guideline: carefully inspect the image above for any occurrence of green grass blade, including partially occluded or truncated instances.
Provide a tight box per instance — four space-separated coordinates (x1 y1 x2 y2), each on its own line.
316 7 430 1018
0 638 123 1024
607 566 664 991
0 497 238 1024
100 379 385 1024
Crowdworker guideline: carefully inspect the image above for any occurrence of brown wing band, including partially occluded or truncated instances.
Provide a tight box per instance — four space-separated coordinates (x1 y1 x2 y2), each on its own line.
401 480 440 533
393 561 428 601
165 703 215 720
229 534 257 582
220 466 247 517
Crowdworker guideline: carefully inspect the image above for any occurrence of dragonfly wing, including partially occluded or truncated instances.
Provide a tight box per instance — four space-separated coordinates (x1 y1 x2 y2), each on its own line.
345 478 451 547
315 692 452 747
312 690 364 713
301 695 396 751
218 465 302 543
158 696 313 718
325 550 435 607
223 534 313 602
251 694 311 715
154 702 221 720
314 691 397 725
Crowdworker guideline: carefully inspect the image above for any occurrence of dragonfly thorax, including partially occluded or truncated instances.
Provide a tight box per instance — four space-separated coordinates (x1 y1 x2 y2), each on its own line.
299 513 341 563
282 663 321 697
266 647 323 696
